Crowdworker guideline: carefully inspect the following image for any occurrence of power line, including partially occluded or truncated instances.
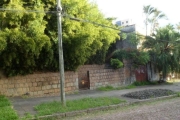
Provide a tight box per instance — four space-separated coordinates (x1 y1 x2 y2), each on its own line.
0 8 122 31
0 8 56 14
64 14 120 31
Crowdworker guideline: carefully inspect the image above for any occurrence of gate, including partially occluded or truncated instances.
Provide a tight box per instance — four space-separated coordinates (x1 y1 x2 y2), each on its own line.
79 71 90 90
135 66 148 82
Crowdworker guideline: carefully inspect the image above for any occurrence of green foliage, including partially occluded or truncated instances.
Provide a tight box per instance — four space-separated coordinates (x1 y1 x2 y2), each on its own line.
0 0 53 76
113 49 150 67
176 92 180 97
98 85 136 91
143 5 166 35
0 28 51 76
35 97 126 116
127 32 142 46
0 0 120 76
44 0 120 70
97 85 115 91
0 95 18 120
0 95 11 107
143 25 180 79
110 58 123 69
21 112 33 120
132 81 158 86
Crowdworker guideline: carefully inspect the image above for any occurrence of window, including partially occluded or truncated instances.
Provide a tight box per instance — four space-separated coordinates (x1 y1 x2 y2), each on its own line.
122 22 124 24
126 21 128 23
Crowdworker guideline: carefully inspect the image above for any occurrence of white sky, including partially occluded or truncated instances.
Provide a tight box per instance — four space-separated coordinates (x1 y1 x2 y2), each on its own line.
90 0 180 29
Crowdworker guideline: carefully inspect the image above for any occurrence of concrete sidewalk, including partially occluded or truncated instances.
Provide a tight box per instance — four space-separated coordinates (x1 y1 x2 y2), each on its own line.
9 82 180 117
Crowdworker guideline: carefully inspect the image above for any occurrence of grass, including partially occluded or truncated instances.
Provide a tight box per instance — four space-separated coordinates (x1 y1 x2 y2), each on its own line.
97 84 137 91
132 81 158 86
97 81 170 91
61 96 179 120
0 95 18 120
176 92 180 97
34 97 126 116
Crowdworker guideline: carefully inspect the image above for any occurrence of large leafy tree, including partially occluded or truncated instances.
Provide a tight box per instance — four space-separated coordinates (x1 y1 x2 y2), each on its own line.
142 25 180 80
0 0 51 76
0 0 120 76
43 0 120 70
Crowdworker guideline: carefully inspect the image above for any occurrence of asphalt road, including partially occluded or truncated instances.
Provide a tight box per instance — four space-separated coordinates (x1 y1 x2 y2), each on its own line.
64 97 180 120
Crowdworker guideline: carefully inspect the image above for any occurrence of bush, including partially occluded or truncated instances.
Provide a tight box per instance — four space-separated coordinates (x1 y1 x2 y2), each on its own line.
110 58 123 69
112 49 150 68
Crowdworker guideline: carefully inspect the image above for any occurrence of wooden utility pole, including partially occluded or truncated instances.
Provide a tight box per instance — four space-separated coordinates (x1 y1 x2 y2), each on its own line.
57 0 66 106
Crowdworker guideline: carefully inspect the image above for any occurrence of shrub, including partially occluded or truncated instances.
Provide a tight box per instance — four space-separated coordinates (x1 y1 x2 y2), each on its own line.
110 58 123 69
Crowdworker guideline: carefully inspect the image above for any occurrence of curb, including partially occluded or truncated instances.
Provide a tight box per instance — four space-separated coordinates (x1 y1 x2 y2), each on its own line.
28 94 177 120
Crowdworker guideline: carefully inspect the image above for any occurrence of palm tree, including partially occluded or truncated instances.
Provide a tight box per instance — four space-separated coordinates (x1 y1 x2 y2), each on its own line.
143 5 167 36
149 10 167 34
143 5 156 36
176 22 180 32
143 25 180 80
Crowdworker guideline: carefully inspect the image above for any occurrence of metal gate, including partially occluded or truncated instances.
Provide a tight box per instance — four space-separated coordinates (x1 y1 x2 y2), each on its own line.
135 66 148 82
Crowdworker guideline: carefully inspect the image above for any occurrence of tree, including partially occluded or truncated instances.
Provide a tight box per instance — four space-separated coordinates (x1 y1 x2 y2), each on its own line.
149 10 167 34
142 25 180 80
0 0 120 76
143 5 166 36
44 0 120 70
0 0 51 76
143 5 156 36
112 49 150 68
176 22 180 32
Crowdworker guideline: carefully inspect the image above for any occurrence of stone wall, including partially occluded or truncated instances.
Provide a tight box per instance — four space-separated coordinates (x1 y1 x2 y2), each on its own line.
123 60 136 84
77 65 105 89
0 64 134 97
89 69 125 90
0 72 78 97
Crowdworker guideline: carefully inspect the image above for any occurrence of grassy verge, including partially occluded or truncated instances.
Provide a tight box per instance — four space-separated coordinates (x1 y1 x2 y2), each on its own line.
97 81 172 91
97 84 136 91
0 95 18 120
35 97 126 116
65 96 179 120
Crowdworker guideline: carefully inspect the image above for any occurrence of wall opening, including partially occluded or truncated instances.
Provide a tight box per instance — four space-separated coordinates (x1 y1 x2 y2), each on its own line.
79 71 90 90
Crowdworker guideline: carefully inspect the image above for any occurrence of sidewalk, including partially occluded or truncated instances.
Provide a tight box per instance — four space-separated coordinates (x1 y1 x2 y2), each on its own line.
10 82 180 117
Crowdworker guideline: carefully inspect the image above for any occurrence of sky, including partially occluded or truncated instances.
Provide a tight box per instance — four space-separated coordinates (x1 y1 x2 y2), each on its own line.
90 0 180 33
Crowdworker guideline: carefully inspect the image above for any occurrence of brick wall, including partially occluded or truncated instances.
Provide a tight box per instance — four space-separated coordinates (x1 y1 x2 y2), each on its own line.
89 69 125 90
0 72 78 97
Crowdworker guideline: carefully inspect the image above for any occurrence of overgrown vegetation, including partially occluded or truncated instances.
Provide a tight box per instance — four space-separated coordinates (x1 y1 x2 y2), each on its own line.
35 97 126 116
0 95 18 120
0 0 120 76
112 49 150 68
143 25 180 80
110 58 123 69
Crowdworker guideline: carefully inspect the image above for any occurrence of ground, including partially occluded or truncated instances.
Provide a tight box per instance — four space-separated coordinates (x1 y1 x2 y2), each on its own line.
64 97 180 120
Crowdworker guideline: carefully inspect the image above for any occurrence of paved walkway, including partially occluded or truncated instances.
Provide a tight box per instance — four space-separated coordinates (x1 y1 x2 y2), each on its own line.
10 81 180 117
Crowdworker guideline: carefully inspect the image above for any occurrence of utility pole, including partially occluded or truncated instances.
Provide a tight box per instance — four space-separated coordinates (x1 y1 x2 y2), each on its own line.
57 0 66 106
